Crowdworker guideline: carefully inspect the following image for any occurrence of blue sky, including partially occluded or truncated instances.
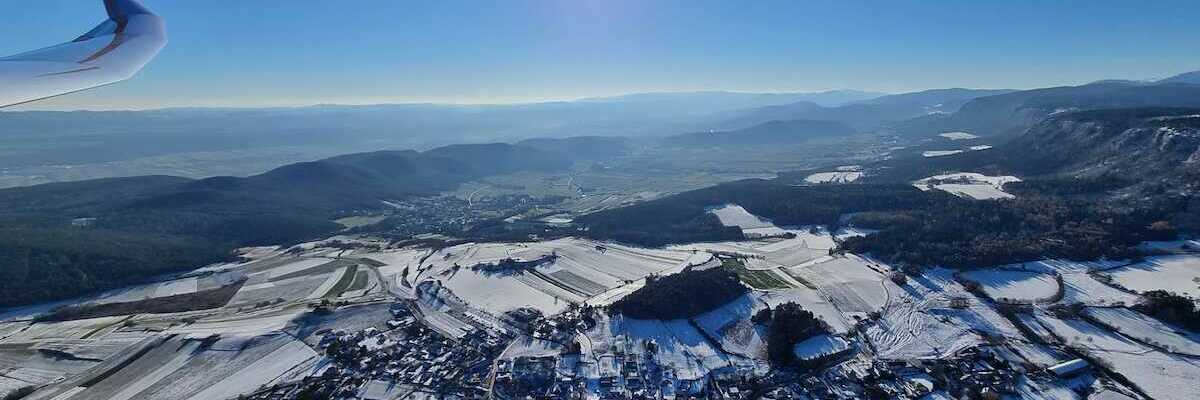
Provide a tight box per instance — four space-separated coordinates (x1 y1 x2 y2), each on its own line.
4 0 1198 110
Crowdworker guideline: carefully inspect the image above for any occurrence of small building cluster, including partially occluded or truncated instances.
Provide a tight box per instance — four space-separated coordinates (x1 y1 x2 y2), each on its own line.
245 303 509 400
762 346 1021 400
492 338 762 400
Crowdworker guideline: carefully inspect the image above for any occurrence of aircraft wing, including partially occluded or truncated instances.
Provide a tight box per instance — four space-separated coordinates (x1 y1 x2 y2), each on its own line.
0 0 166 108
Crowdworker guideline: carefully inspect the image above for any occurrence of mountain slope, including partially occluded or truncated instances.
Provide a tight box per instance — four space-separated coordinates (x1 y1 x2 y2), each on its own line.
1159 70 1200 85
0 143 570 308
898 82 1200 137
722 88 1014 131
516 136 632 160
1003 108 1200 184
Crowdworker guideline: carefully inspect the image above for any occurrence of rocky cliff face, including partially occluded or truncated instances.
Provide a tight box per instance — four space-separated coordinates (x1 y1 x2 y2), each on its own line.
1007 108 1200 190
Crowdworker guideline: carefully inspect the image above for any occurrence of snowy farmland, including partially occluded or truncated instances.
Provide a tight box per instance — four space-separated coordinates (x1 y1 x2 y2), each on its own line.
709 204 788 236
804 171 863 184
913 172 1021 200
669 225 847 271
792 334 850 362
78 272 239 307
785 255 890 316
1085 307 1200 356
411 238 704 316
1103 255 1200 298
360 247 430 286
29 334 318 400
961 269 1060 303
862 268 1021 360
1004 260 1139 306
1031 314 1200 400
0 330 141 395
6 215 1200 400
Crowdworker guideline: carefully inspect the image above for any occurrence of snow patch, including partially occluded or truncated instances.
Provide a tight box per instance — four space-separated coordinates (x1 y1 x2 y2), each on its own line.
914 172 1021 200
939 132 979 140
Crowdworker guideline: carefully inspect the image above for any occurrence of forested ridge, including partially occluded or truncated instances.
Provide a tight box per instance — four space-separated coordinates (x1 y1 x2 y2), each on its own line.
579 179 1194 268
0 143 569 307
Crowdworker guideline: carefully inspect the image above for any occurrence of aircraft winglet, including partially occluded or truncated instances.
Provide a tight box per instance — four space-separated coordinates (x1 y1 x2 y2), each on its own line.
0 0 166 108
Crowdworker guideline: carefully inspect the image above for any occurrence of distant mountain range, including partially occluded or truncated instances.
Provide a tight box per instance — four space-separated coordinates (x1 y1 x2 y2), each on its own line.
665 119 857 147
1 143 568 218
716 70 1200 140
577 90 885 108
1159 70 1200 85
0 90 884 183
717 88 1016 131
896 80 1200 138
1 69 1198 190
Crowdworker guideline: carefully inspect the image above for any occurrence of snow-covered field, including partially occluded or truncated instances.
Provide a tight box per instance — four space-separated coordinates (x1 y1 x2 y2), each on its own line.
913 172 1021 200
760 289 851 334
788 257 1020 361
182 338 317 400
258 258 334 280
0 337 141 396
78 273 239 306
792 334 850 361
804 171 863 184
939 131 979 140
922 150 964 158
229 273 329 306
362 248 430 277
669 224 846 273
709 204 788 236
416 238 700 316
961 269 1059 303
1103 255 1200 298
785 255 890 316
38 334 318 400
1011 260 1138 306
692 294 766 358
863 268 1020 360
1 316 127 343
164 308 304 338
1085 307 1200 356
443 267 572 316
1033 314 1200 400
0 240 406 399
153 277 199 298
